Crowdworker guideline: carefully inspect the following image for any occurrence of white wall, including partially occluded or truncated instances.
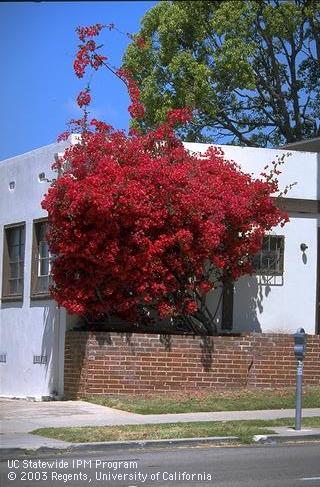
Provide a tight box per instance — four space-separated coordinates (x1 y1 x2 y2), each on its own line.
0 141 68 398
233 215 318 334
185 143 319 334
184 143 318 200
0 140 318 398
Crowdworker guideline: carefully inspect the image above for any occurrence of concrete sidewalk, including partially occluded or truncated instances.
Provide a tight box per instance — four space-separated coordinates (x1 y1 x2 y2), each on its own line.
1 399 320 451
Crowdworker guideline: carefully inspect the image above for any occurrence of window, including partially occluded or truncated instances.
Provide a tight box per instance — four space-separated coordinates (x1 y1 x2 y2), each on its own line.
2 223 25 299
252 235 284 275
31 220 51 297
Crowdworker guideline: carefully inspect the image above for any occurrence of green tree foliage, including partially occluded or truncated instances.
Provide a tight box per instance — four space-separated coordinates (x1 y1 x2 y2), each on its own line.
124 0 320 147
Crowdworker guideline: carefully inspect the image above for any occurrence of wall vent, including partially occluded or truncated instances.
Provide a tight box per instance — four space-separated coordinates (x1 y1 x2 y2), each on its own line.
33 355 47 365
0 354 7 363
9 181 15 191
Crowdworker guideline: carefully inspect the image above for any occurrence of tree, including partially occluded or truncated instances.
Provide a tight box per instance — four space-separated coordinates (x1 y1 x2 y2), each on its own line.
123 0 320 147
42 23 288 335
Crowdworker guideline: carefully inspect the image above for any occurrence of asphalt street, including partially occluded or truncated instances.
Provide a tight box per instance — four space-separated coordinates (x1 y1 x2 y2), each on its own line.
1 444 320 487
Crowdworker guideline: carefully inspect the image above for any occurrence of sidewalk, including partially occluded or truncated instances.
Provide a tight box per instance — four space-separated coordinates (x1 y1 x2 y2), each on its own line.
1 398 320 452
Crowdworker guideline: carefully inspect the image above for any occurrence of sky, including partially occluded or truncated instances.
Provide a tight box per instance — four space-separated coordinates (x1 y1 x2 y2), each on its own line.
0 1 157 161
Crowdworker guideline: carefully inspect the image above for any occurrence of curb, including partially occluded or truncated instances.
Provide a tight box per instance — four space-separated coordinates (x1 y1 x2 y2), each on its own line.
73 435 240 451
254 434 320 444
1 436 239 459
1 434 320 460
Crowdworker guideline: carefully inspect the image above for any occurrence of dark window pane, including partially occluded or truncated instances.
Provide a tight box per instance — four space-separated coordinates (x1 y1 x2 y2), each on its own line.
5 225 25 296
19 243 25 259
36 276 49 293
9 279 18 294
262 238 269 251
252 236 284 275
9 244 20 259
39 241 49 259
39 258 49 276
17 278 23 294
39 223 47 241
33 221 50 295
8 275 23 295
10 262 19 278
8 228 20 246
251 254 261 268
269 236 276 251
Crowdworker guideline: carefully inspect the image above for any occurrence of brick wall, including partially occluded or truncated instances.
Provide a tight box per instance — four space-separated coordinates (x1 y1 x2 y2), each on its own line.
64 332 320 398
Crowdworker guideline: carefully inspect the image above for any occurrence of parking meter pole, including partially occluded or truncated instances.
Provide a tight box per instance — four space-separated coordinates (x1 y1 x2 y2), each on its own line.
293 328 307 431
295 360 304 431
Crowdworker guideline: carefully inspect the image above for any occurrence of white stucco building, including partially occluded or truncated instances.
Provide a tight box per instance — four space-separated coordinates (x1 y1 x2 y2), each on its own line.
185 141 320 336
0 140 69 399
0 137 319 398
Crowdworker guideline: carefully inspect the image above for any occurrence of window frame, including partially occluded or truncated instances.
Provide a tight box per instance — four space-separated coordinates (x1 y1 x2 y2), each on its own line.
30 218 52 300
252 235 285 276
2 222 26 301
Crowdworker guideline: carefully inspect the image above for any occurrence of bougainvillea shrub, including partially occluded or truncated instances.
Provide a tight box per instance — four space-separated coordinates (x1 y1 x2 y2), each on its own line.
42 24 288 334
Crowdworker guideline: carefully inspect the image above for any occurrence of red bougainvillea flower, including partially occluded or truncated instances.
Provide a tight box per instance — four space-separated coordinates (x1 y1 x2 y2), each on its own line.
43 23 288 334
77 89 91 108
43 116 287 329
57 131 70 142
92 54 108 69
76 23 104 42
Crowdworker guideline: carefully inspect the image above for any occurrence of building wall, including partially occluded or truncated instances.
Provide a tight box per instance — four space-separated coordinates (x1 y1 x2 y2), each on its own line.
64 331 320 398
184 143 318 200
233 215 318 334
0 141 318 398
0 141 68 398
205 215 318 335
186 144 319 334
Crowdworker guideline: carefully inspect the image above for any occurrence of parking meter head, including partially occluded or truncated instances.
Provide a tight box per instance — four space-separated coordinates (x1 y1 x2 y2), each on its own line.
293 328 307 360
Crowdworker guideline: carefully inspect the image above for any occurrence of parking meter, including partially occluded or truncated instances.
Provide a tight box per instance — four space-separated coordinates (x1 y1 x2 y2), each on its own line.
293 328 307 430
294 328 307 360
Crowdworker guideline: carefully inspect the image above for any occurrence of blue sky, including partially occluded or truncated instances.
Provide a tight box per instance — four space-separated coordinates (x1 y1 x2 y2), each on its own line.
0 1 157 160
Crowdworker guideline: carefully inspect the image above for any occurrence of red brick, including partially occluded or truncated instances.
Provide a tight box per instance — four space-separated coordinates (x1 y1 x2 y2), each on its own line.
63 331 320 398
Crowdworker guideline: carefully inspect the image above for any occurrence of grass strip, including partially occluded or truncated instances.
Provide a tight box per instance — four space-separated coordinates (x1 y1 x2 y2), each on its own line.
83 387 320 414
32 416 320 445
